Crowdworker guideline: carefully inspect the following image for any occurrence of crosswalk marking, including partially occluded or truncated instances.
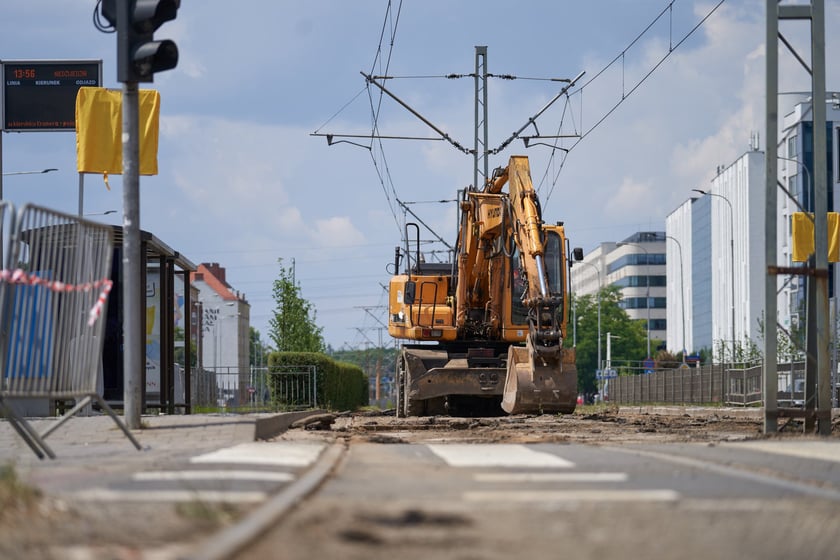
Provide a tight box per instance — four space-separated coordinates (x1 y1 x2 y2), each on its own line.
70 442 325 504
191 442 325 467
463 489 680 503
72 488 268 503
726 441 840 464
133 470 295 482
474 472 628 483
427 444 574 468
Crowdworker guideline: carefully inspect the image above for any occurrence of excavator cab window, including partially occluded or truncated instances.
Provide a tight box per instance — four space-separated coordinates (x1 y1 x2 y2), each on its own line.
543 231 566 328
404 280 416 304
544 232 564 296
509 231 565 326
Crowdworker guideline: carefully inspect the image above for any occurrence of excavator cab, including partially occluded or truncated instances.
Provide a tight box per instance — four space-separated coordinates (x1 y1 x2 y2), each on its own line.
501 223 578 414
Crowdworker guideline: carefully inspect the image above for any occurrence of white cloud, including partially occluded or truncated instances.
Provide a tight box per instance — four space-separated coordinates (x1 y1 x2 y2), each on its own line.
313 216 366 247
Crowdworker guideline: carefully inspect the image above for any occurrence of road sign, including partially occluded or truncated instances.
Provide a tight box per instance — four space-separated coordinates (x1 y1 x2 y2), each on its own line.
2 60 102 131
596 369 617 380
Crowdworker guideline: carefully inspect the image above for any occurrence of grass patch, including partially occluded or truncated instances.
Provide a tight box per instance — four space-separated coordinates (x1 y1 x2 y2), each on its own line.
0 464 41 517
176 500 240 525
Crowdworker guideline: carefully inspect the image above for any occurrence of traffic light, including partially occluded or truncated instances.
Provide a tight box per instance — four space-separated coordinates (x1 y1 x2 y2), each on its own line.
101 0 180 83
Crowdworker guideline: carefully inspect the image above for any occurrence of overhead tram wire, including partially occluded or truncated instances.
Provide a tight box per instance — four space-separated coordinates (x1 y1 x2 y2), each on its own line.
368 0 403 235
538 0 727 205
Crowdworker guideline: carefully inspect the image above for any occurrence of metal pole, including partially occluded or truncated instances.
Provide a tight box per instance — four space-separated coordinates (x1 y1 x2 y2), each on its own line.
811 0 831 436
692 189 735 363
764 0 779 433
122 80 143 429
666 235 686 361
729 212 735 363
0 133 4 269
78 173 84 215
647 251 651 359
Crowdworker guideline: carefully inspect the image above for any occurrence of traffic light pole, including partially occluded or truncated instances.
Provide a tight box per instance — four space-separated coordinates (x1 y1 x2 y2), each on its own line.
122 81 143 430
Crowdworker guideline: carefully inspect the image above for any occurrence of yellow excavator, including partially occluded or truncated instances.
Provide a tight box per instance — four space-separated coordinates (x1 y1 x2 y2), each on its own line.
388 155 580 416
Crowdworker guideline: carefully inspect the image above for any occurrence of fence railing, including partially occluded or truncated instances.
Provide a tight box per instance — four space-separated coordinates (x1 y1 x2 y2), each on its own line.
192 365 317 412
607 362 809 407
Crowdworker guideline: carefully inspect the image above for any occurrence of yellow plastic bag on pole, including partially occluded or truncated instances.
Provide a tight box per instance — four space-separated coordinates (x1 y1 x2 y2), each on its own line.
791 212 840 262
75 87 160 176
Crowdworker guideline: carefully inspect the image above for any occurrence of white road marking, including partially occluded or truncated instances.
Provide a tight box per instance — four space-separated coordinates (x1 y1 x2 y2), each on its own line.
474 472 628 483
71 488 268 503
427 444 574 468
190 442 325 467
463 489 680 503
725 440 840 463
133 470 295 482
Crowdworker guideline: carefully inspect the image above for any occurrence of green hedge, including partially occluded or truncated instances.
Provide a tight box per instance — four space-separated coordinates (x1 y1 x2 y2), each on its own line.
267 351 368 411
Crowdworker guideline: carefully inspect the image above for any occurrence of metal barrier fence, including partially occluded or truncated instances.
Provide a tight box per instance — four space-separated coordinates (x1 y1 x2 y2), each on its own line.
607 362 807 407
0 203 140 459
192 365 317 412
268 365 317 410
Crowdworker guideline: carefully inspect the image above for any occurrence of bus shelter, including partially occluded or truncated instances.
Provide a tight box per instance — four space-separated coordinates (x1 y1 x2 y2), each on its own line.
103 227 196 414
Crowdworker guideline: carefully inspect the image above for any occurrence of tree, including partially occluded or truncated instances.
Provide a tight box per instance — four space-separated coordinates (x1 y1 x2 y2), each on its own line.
567 285 647 394
269 258 325 353
249 327 270 367
173 326 197 367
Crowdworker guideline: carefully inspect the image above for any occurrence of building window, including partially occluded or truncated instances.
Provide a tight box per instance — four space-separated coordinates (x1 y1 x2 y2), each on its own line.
648 319 667 331
836 127 840 183
788 134 797 159
614 275 666 288
787 174 798 200
607 253 666 274
619 297 667 310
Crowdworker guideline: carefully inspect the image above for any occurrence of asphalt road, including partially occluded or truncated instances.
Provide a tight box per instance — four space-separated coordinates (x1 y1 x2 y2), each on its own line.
237 432 840 560
4 409 840 559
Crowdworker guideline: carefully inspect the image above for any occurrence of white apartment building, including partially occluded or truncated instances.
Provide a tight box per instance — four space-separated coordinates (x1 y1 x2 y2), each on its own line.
666 147 765 360
571 232 666 359
192 263 250 402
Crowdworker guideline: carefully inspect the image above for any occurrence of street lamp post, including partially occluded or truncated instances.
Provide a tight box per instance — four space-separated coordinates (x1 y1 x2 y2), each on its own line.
693 189 736 363
0 167 58 201
1 168 58 176
618 242 651 359
575 261 602 377
665 235 686 362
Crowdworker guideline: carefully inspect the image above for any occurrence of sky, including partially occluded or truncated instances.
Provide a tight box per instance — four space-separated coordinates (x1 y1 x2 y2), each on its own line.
1 0 838 351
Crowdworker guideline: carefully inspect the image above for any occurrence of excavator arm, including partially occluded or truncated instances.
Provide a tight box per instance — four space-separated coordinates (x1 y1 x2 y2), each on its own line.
492 156 577 414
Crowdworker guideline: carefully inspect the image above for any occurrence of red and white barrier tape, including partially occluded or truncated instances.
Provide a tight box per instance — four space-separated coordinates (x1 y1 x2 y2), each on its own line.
0 268 113 327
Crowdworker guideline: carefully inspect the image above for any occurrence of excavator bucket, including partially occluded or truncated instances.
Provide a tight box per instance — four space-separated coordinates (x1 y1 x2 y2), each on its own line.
501 339 577 415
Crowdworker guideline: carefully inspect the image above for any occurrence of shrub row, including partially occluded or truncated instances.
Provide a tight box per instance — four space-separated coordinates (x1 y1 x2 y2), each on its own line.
267 351 368 411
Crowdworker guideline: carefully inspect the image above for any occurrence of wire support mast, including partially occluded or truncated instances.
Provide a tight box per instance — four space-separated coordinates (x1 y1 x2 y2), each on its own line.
492 70 585 155
361 72 472 155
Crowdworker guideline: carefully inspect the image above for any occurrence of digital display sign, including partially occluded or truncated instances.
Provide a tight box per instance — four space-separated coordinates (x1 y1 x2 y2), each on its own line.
2 60 102 132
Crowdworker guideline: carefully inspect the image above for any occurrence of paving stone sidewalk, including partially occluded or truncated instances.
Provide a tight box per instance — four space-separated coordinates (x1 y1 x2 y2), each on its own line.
0 411 317 495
